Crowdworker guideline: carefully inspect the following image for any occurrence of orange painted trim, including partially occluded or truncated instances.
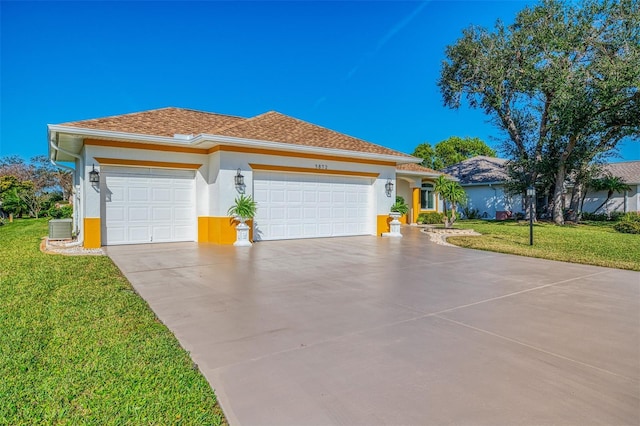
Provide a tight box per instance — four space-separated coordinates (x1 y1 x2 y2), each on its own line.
376 214 391 236
85 139 208 154
210 144 396 166
84 139 397 167
94 157 202 170
249 163 379 178
198 216 253 245
84 218 101 248
412 187 420 224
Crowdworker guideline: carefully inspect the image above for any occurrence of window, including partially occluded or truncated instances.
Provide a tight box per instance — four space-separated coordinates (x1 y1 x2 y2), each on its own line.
421 182 435 210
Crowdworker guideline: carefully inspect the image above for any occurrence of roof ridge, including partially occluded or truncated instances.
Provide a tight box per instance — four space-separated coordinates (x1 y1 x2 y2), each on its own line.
61 107 176 124
62 107 247 126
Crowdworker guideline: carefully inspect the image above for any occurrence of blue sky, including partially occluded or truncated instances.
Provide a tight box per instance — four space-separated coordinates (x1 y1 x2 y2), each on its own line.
1 1 637 162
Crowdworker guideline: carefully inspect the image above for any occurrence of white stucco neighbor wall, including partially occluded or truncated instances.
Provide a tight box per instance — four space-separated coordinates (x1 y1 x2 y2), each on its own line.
582 184 639 214
463 184 524 218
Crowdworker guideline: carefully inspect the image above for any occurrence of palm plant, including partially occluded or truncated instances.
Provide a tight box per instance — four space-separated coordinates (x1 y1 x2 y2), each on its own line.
433 175 467 228
590 175 630 215
390 196 409 215
227 195 258 222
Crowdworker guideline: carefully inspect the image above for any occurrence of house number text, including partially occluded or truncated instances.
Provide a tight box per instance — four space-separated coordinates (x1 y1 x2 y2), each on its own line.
315 164 328 170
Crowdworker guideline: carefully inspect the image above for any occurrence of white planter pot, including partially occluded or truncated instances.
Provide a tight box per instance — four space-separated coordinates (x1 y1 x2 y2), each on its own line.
234 220 252 246
382 212 403 238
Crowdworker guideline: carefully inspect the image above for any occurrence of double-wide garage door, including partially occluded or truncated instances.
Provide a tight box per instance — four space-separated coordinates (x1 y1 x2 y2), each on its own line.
101 167 196 245
253 172 372 241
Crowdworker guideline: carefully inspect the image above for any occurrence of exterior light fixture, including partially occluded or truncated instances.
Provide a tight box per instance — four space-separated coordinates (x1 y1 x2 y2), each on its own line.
235 168 244 186
89 164 100 184
385 179 394 197
526 185 536 246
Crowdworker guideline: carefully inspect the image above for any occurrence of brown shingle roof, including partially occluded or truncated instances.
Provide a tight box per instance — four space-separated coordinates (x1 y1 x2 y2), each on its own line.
396 163 440 174
216 111 410 157
59 107 413 158
61 107 246 137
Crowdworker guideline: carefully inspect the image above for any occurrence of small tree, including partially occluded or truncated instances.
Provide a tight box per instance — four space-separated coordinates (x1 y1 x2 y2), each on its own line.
590 176 631 215
433 176 467 228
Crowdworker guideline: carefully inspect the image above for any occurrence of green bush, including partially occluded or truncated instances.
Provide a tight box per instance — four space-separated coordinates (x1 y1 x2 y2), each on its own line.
621 212 640 223
582 211 625 222
417 212 444 224
48 204 73 219
462 207 481 219
614 221 640 234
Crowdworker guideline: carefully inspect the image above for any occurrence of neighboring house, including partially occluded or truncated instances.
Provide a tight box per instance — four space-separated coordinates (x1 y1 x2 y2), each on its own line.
443 156 640 218
582 161 640 214
48 107 446 248
441 156 523 219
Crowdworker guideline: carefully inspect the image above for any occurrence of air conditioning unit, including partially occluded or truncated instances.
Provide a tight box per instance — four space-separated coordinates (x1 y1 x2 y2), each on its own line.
49 219 73 240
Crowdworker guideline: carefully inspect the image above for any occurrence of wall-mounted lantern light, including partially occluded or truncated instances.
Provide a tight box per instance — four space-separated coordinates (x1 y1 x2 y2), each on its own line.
385 179 394 197
235 168 245 187
89 164 100 184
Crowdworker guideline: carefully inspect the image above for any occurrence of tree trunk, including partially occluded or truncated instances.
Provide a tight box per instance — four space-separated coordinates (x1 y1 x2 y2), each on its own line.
568 183 582 222
592 190 613 214
552 164 566 225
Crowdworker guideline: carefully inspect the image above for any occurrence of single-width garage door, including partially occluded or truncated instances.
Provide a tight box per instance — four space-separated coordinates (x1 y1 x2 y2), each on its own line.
253 172 372 241
101 167 196 245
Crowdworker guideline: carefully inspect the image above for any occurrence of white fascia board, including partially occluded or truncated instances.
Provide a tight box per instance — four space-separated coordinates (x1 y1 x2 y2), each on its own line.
47 125 419 165
460 181 506 187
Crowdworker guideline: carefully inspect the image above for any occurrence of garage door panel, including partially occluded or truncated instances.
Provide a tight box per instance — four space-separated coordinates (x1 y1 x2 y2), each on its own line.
102 168 195 245
253 172 372 241
152 188 172 202
129 187 149 202
129 207 150 221
152 207 172 221
128 226 150 242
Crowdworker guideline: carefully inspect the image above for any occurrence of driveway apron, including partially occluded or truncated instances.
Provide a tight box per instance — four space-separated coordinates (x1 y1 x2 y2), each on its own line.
106 227 640 425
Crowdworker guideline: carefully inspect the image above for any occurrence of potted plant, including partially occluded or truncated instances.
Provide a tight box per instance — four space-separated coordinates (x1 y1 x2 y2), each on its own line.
390 196 409 221
227 195 258 246
384 196 408 238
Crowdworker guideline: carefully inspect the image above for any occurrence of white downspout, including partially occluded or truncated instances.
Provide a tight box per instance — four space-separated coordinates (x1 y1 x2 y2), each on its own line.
49 135 83 245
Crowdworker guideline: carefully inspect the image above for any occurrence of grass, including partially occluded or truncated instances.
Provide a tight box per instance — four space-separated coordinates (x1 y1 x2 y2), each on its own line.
448 219 640 271
0 219 227 425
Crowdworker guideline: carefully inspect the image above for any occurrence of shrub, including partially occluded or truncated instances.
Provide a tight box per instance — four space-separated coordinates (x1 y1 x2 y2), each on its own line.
462 207 481 219
582 212 609 221
417 212 444 224
48 204 73 219
582 211 626 222
614 221 640 234
621 212 640 223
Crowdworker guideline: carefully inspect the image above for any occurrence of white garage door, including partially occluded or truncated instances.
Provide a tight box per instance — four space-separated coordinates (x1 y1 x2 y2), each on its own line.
253 172 372 241
101 167 196 245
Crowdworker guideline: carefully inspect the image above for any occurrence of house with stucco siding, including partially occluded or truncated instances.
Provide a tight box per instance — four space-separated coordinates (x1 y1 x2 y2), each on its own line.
48 107 447 248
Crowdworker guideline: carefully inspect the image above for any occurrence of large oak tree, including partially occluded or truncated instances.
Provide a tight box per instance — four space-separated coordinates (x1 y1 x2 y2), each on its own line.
438 0 640 224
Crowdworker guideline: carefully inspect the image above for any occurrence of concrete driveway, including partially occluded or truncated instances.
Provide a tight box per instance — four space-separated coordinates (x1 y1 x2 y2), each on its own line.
107 227 639 425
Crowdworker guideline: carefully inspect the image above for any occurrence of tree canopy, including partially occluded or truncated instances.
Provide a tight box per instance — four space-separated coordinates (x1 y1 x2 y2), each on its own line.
412 136 496 170
0 156 72 218
438 0 640 224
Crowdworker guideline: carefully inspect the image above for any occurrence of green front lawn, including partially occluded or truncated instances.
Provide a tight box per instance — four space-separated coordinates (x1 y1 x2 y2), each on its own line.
449 220 640 271
0 219 226 425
